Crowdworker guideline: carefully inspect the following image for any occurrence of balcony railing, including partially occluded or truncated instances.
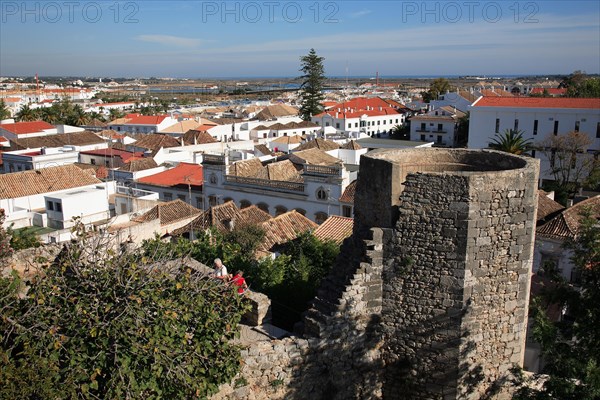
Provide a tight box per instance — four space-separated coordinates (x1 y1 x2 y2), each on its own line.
225 175 305 193
202 154 226 165
304 164 341 176
416 129 429 132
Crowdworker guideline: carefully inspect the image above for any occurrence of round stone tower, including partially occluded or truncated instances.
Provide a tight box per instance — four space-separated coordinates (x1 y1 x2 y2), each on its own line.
354 148 539 399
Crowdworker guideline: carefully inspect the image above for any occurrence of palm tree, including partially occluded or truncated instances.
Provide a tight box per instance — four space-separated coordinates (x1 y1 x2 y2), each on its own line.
489 129 533 155
0 100 11 120
16 104 37 121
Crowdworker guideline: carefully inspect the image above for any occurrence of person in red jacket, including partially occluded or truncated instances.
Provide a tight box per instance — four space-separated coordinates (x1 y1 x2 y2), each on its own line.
230 270 248 295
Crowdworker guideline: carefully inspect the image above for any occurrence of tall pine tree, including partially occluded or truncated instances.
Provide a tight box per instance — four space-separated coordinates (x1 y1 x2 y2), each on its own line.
299 49 325 121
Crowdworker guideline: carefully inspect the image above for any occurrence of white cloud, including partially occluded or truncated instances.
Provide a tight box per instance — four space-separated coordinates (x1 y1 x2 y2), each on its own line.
350 10 372 18
135 35 204 48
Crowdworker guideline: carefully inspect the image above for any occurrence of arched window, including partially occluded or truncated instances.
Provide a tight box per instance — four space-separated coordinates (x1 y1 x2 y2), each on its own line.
223 197 233 203
275 205 288 216
316 186 329 201
240 200 252 209
257 202 269 213
209 173 218 184
294 208 306 216
315 212 328 224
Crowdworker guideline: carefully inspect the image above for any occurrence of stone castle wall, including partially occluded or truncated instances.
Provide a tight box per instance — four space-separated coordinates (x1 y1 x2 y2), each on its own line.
213 148 539 399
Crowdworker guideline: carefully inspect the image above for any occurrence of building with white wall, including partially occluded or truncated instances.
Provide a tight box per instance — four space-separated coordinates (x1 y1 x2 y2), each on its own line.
410 106 466 147
468 97 600 182
0 120 57 140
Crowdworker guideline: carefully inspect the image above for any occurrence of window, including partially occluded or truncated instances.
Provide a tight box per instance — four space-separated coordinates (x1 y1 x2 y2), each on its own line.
420 134 425 141
597 122 600 138
531 149 536 158
514 119 519 131
196 197 204 209
347 123 351 129
105 160 110 167
47 201 54 211
575 121 580 132
335 123 340 129
437 135 442 144
316 187 329 201
495 118 500 133
257 202 269 213
91 159 96 165
533 120 538 136
377 121 380 125
355 123 358 128
420 123 426 131
342 205 352 218
209 174 218 184
437 123 443 132
395 119 398 123
177 194 186 201
315 212 328 224
550 149 556 167
275 205 288 216
209 195 218 207
553 120 559 135
55 202 62 212
325 122 330 126
240 199 251 209
164 192 173 201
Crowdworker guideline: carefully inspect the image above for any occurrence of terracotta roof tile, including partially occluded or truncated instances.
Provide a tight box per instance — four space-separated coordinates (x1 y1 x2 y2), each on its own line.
125 115 169 125
171 201 242 235
294 138 340 152
129 134 181 152
341 140 362 150
0 120 54 135
118 158 158 172
135 199 201 226
289 148 342 166
339 180 357 203
80 148 143 162
257 210 317 253
159 120 202 133
254 144 272 156
9 130 104 150
271 135 304 145
239 205 272 225
313 215 354 244
229 158 264 177
536 190 565 223
537 195 600 240
182 129 218 145
254 104 298 120
137 163 203 187
0 164 101 199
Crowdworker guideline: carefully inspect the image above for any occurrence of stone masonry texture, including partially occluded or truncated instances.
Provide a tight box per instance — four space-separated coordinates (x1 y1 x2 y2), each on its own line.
212 148 539 400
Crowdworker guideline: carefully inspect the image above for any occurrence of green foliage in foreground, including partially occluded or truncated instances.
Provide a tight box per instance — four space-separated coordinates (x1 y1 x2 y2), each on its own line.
0 227 248 399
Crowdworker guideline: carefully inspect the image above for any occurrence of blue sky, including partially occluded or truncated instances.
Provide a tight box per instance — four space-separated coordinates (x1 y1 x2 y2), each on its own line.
1 1 599 77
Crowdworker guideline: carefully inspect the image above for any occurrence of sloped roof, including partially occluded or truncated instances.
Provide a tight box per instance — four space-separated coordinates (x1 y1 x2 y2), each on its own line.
0 164 101 199
80 148 142 161
254 144 272 156
339 180 357 203
295 138 340 151
129 134 180 151
135 199 201 226
182 129 218 145
239 205 272 225
0 120 55 135
254 104 299 120
137 163 203 187
537 195 600 240
439 106 467 118
289 148 342 166
118 158 158 172
159 119 202 133
124 115 169 125
458 90 478 103
537 190 565 223
10 130 105 150
256 160 301 181
171 201 242 235
341 140 363 150
257 210 317 253
271 135 304 145
229 158 264 177
313 215 354 244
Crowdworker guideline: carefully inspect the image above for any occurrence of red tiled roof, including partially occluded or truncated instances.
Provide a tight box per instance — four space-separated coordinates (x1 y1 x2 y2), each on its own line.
80 148 143 162
339 180 357 203
537 190 565 223
257 210 317 253
313 215 353 244
0 164 101 200
536 195 600 240
135 199 201 226
314 107 400 119
137 163 203 187
294 138 340 151
473 97 600 109
0 120 55 135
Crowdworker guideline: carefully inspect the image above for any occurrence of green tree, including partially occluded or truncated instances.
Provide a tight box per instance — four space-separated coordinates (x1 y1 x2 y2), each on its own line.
390 123 410 140
15 104 37 122
0 209 14 264
489 129 533 155
298 48 326 120
0 225 248 399
6 225 40 251
538 131 600 197
0 100 10 120
456 111 470 147
514 208 600 399
421 78 454 102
